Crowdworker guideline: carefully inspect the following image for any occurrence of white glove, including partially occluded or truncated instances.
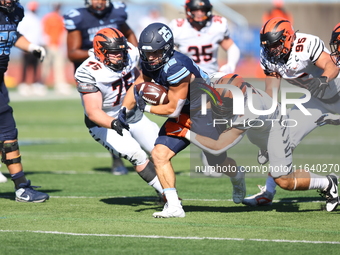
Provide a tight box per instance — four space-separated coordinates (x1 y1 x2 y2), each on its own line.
28 44 46 62
219 63 236 74
88 48 95 57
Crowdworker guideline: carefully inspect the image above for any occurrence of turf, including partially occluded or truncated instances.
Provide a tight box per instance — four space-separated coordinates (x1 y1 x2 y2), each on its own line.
0 96 339 255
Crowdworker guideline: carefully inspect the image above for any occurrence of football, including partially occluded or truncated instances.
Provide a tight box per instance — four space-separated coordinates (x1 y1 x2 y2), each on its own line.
135 82 169 105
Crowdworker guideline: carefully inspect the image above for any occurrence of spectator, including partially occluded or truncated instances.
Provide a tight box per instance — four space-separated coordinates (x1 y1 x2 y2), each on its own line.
42 3 71 95
262 0 293 25
17 1 46 96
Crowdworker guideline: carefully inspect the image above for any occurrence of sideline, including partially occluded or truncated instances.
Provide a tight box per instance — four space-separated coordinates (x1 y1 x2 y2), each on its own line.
9 88 79 102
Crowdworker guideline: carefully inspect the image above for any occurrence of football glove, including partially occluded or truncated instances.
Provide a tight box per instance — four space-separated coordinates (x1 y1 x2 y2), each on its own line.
28 44 46 62
308 76 329 98
134 86 147 112
315 113 340 126
165 121 188 138
111 107 130 136
176 113 192 129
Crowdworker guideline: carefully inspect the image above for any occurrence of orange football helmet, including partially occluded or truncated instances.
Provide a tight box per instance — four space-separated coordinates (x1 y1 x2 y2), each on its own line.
260 17 295 64
330 22 340 66
210 73 248 120
93 27 129 71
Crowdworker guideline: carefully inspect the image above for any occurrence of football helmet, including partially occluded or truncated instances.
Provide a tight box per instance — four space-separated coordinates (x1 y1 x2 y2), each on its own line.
93 27 129 71
210 73 247 120
85 0 112 18
138 23 174 71
185 0 212 27
0 0 18 13
330 22 340 66
260 17 295 64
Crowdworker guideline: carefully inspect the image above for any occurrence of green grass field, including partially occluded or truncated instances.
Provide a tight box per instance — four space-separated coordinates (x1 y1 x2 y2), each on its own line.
1 93 340 254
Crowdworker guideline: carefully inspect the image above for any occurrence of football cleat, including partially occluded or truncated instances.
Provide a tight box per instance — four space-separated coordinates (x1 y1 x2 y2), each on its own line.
0 171 7 183
153 204 185 218
15 180 49 203
230 167 246 204
318 173 339 212
111 157 128 175
257 149 269 165
242 185 276 206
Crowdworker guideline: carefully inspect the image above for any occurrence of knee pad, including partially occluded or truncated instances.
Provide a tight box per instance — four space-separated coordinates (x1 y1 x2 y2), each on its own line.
0 141 21 165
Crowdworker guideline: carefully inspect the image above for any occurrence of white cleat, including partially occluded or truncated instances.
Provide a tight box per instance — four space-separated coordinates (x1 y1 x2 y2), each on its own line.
153 204 185 218
230 167 246 204
318 173 339 212
0 171 7 183
242 185 276 206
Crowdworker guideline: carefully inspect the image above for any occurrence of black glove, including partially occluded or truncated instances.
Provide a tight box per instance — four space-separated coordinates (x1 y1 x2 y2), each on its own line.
134 86 146 112
111 107 130 136
315 113 340 126
308 76 329 98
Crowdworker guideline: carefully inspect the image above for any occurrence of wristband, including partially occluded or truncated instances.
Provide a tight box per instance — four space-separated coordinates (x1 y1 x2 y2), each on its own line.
144 105 151 113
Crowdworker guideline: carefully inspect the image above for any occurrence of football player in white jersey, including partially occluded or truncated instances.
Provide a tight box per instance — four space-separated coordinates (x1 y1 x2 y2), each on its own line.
315 22 340 126
165 73 339 212
168 0 240 75
75 27 164 200
243 17 340 206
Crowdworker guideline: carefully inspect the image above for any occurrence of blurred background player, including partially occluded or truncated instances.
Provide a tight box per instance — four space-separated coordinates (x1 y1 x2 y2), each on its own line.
63 0 138 175
244 17 340 206
169 0 240 75
168 72 339 212
42 2 71 95
17 1 46 96
0 0 48 202
75 27 163 201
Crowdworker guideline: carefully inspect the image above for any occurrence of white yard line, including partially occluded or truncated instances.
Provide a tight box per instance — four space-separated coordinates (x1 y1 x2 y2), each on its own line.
0 229 339 244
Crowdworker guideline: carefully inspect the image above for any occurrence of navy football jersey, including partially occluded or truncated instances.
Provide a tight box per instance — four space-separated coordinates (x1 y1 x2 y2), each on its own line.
0 3 24 73
141 51 210 114
63 2 128 68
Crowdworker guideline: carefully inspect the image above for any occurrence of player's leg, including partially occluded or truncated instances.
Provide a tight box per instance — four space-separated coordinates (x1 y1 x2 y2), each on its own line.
0 94 49 202
151 120 188 218
129 114 159 154
89 126 163 197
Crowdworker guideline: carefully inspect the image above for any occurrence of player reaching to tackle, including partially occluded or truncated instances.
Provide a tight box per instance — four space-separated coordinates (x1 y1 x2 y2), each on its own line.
165 72 340 212
244 17 340 206
74 27 164 201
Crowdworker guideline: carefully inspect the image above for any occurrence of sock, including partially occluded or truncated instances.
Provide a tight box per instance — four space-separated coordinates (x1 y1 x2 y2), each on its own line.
11 171 27 189
163 188 181 207
265 176 277 193
308 172 329 190
148 176 163 194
